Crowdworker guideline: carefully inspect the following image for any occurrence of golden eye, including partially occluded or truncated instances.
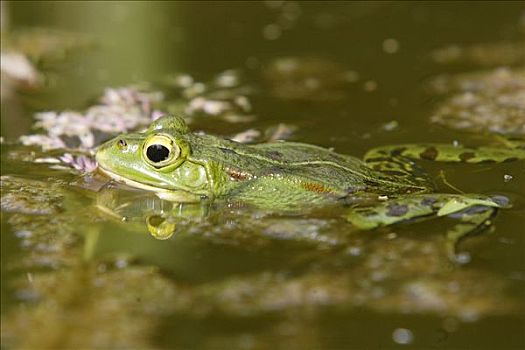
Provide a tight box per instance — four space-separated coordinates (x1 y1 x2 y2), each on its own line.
143 134 180 168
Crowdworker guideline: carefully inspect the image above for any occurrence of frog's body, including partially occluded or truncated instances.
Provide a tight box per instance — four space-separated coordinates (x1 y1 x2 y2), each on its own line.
96 115 524 259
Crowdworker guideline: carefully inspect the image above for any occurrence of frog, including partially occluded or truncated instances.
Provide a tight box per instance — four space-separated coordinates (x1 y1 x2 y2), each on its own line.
95 115 525 260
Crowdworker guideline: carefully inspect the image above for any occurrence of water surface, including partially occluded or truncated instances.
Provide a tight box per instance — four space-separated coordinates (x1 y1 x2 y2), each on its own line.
1 2 524 349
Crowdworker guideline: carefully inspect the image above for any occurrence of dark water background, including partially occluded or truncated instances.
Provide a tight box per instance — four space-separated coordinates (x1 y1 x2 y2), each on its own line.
1 1 525 349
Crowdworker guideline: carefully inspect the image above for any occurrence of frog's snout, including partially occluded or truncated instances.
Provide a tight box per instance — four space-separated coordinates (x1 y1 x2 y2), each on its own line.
94 139 114 167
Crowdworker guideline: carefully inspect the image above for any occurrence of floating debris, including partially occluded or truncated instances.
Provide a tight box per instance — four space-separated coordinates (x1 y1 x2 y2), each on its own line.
6 27 92 64
164 70 257 123
431 41 525 67
0 51 41 88
264 57 359 101
346 246 362 257
59 153 98 173
168 74 194 88
1 27 92 98
381 120 399 132
20 86 164 153
18 86 164 173
382 38 400 54
262 23 282 40
363 80 378 92
0 176 64 215
186 97 231 116
429 67 525 136
455 252 471 265
263 1 301 37
19 134 66 151
230 123 297 144
392 328 414 345
230 129 261 144
215 69 242 88
265 123 297 141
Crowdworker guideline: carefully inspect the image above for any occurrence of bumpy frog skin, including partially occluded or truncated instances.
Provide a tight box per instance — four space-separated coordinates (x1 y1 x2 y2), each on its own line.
96 115 525 260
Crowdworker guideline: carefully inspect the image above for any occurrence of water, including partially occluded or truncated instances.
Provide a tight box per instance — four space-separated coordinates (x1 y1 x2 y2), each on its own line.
1 2 525 349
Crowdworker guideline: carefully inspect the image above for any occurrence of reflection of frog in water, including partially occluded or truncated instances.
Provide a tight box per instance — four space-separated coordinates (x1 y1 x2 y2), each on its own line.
96 115 524 260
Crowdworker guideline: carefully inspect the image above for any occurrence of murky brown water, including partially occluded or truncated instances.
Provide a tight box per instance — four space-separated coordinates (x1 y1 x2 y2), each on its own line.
1 2 524 349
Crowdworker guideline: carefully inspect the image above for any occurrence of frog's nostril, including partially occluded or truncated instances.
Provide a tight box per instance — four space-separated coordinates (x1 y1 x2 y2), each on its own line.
117 139 127 148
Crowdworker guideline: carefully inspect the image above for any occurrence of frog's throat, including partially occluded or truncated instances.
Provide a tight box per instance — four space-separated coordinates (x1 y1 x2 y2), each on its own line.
97 166 201 203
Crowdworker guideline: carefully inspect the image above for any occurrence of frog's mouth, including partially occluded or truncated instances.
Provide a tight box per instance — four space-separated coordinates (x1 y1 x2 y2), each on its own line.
97 165 201 203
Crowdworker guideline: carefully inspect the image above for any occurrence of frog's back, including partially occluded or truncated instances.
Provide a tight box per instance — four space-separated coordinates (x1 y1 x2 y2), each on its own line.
252 142 359 164
249 142 425 195
191 137 422 203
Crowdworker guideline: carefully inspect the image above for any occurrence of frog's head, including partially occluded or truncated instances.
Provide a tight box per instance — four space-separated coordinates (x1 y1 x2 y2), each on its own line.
96 115 210 201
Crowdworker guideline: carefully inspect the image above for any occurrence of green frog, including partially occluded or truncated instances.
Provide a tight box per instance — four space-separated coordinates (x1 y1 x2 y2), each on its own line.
96 115 524 260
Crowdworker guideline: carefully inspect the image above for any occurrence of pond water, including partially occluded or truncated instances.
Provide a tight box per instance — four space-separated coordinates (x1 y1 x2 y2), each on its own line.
1 2 525 349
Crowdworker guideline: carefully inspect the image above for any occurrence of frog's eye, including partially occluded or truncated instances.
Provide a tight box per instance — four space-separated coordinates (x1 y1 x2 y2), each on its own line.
143 134 180 168
147 144 170 162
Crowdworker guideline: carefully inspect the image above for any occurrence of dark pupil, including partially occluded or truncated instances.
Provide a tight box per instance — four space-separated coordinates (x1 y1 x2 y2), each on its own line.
146 144 170 163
